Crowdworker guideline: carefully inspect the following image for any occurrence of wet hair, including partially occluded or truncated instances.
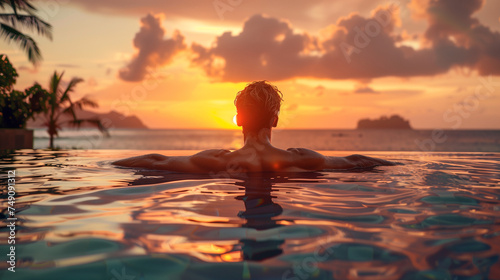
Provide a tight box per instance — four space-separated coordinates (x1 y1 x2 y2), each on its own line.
234 81 283 131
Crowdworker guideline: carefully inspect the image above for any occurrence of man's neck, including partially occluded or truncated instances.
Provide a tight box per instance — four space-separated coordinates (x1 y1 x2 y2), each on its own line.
243 127 273 148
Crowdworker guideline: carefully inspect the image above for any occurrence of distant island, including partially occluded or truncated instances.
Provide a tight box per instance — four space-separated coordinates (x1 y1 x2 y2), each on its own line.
357 115 412 129
27 109 148 129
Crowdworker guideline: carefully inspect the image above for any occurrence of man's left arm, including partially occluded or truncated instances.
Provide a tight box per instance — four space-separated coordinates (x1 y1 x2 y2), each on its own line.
113 149 230 173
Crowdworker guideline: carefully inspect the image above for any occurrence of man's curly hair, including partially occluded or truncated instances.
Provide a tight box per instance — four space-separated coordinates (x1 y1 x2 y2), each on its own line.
234 81 284 131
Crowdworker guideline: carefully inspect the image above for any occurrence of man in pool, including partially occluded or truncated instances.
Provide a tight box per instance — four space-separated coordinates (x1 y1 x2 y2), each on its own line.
114 81 396 173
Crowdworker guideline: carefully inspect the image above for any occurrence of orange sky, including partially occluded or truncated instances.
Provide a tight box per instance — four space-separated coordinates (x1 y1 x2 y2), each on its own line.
2 0 500 129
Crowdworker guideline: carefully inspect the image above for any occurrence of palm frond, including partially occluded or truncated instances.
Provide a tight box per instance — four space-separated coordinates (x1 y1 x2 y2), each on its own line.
49 71 62 98
60 77 84 103
60 101 78 123
9 0 18 16
0 22 41 64
0 13 52 39
38 69 108 148
5 0 36 14
47 71 63 116
73 96 99 110
67 118 110 137
59 77 83 123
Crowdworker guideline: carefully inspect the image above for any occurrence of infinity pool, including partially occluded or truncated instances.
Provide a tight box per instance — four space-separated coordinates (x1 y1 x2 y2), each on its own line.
1 150 499 279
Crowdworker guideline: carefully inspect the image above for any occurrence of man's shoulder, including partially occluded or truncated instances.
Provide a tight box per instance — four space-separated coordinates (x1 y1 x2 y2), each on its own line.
193 149 232 157
286 148 324 157
190 149 233 171
284 147 326 170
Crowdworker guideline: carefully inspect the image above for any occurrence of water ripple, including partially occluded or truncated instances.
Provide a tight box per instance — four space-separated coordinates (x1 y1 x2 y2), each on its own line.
0 150 499 279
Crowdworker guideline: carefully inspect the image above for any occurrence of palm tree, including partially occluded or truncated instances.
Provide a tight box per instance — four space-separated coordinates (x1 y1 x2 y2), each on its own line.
0 0 52 65
43 71 108 149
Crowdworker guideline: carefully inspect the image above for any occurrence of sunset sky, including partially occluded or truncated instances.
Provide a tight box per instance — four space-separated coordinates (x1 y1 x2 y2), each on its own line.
2 0 500 129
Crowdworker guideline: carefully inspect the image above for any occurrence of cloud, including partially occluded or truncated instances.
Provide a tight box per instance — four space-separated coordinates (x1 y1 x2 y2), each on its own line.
119 13 186 82
191 1 500 82
191 14 315 82
354 86 378 94
410 0 500 75
17 65 38 74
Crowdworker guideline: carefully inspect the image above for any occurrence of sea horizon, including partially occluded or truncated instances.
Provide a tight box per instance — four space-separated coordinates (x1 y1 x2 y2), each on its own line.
32 128 500 152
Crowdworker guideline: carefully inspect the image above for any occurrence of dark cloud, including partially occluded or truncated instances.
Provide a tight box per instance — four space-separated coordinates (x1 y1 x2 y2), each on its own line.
317 5 456 79
413 0 500 75
119 13 186 82
191 14 315 82
191 1 500 81
17 65 38 74
354 86 378 94
416 0 483 40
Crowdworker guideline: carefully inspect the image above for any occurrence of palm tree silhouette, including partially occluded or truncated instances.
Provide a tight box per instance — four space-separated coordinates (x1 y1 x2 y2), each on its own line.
0 0 52 64
43 71 108 149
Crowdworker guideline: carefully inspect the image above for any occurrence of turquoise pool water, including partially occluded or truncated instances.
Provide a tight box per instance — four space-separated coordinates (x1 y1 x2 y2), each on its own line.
1 150 499 279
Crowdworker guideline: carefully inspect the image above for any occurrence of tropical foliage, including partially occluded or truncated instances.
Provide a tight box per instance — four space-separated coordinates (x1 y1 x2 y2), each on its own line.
42 71 108 149
0 54 48 128
0 0 52 64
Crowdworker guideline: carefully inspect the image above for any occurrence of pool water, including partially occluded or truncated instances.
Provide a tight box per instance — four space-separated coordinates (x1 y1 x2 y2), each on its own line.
1 150 499 279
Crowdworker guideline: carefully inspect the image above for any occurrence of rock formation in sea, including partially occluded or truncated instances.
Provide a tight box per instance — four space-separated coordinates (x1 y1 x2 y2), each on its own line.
27 109 148 129
356 115 412 129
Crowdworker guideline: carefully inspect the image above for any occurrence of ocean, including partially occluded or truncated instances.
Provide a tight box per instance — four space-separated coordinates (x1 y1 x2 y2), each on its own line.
33 128 500 152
